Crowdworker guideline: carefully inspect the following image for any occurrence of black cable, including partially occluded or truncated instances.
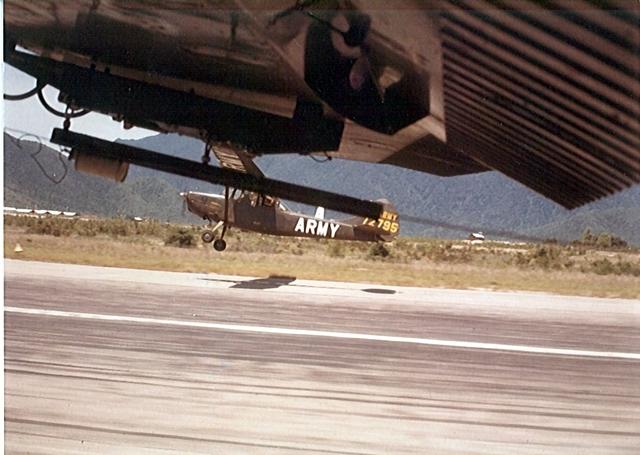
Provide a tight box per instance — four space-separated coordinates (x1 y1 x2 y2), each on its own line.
3 84 41 101
5 130 69 184
309 153 332 163
37 88 89 118
5 80 90 118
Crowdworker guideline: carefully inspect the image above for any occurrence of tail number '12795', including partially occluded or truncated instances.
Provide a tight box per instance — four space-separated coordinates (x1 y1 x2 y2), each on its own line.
362 217 399 234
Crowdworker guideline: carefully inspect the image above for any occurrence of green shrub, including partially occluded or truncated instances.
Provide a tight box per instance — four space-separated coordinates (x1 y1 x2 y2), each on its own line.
596 233 628 249
7 215 185 239
577 229 628 250
164 227 196 248
617 261 640 277
104 218 132 237
580 229 596 245
26 218 73 237
368 243 390 259
589 258 640 276
590 258 615 275
528 245 562 269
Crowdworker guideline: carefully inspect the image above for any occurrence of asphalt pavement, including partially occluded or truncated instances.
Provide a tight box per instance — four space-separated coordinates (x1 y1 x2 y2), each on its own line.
4 260 640 454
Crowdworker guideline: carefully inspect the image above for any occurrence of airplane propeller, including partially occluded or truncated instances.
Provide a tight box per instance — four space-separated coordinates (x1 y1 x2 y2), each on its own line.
179 191 189 216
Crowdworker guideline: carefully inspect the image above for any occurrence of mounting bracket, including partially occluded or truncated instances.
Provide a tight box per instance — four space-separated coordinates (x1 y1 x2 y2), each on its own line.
51 128 382 219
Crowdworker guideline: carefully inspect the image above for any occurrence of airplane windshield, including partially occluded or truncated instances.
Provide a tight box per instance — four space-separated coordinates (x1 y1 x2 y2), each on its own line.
278 201 289 211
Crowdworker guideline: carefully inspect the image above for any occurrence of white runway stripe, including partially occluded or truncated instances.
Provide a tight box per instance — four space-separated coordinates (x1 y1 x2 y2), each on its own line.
5 306 640 360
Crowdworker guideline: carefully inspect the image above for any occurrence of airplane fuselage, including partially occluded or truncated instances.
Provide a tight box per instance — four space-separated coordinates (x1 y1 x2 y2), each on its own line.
183 192 397 243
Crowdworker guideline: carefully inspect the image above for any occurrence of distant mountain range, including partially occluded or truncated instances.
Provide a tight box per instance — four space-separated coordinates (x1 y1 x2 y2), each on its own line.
4 132 640 244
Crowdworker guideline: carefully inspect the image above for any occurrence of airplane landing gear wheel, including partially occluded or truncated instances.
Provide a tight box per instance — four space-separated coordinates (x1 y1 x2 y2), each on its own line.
201 230 215 243
213 239 227 252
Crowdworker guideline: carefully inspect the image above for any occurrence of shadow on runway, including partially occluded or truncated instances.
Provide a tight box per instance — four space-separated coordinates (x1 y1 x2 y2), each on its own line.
231 276 296 290
362 288 396 295
199 275 296 290
199 276 396 294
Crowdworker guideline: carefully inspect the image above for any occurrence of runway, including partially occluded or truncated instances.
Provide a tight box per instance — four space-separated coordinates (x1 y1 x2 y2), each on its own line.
5 260 640 454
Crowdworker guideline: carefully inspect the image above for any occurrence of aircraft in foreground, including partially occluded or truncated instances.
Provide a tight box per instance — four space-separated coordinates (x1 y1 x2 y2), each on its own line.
180 149 398 251
4 1 638 218
181 189 398 251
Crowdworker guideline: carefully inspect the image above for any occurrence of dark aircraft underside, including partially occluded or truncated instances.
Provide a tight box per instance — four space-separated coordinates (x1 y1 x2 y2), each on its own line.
4 0 639 210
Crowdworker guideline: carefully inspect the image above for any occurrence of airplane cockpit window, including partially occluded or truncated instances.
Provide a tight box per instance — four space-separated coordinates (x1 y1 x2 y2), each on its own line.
262 196 276 207
236 193 276 207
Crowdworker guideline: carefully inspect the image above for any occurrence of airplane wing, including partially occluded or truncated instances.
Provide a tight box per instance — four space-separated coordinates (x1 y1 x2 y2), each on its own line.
4 1 639 210
212 146 265 178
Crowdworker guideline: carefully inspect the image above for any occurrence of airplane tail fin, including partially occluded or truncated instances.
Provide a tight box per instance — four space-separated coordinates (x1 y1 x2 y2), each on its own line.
347 199 400 241
314 206 325 219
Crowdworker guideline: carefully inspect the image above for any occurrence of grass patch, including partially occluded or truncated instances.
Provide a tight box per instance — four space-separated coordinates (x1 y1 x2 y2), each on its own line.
4 215 640 298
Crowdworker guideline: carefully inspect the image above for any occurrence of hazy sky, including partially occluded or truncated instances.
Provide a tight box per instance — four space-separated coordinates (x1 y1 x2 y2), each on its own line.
3 65 155 141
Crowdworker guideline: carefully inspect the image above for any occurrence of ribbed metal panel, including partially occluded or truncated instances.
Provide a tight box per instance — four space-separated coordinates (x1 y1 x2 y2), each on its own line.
440 0 639 208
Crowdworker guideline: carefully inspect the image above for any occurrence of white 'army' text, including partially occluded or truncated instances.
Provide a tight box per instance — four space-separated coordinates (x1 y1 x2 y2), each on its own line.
294 217 340 238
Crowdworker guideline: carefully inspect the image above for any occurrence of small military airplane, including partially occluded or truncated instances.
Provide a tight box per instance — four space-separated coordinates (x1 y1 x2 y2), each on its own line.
180 143 398 251
181 189 399 251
